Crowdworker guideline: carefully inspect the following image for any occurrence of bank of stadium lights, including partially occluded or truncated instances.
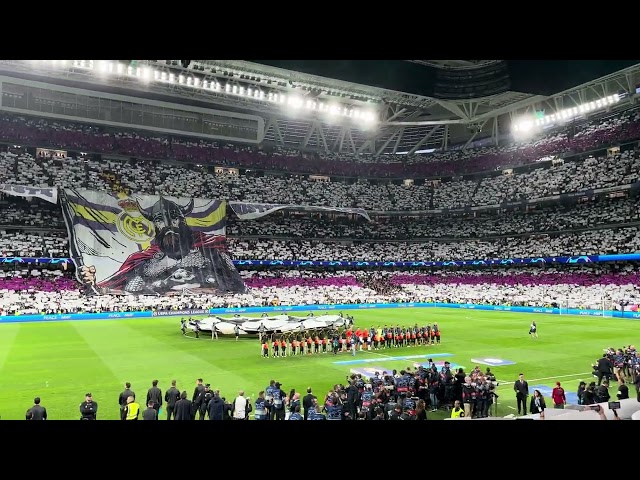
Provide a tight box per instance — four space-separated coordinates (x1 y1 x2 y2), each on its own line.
513 94 621 133
41 60 377 125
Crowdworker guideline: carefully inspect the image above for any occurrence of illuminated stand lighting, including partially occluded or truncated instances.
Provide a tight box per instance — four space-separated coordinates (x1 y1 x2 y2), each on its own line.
513 94 621 136
43 60 377 127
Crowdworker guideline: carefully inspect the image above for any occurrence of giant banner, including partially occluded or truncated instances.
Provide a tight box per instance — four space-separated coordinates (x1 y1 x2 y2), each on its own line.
229 201 371 221
60 189 246 296
0 184 58 204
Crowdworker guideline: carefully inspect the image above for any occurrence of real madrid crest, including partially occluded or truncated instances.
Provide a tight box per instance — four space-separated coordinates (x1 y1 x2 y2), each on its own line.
116 198 155 243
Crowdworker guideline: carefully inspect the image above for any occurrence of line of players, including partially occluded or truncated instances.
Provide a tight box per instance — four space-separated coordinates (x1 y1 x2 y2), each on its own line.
261 323 442 358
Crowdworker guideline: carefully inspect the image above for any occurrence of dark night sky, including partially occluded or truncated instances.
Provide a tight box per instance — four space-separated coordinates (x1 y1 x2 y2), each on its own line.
246 60 640 97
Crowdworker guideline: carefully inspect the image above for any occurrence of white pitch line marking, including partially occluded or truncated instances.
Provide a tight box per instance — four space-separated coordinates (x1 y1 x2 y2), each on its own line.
507 406 517 410
496 372 591 387
360 350 394 358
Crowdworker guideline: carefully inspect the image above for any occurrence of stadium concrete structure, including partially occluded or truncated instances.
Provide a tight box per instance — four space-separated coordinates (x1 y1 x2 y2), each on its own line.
0 60 638 156
2 60 640 420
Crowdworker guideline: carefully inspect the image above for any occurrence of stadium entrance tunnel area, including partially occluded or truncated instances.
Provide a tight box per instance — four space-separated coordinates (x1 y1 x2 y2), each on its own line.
0 307 631 419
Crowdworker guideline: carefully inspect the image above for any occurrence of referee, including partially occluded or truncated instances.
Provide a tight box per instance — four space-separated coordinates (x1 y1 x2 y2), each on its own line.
26 397 47 420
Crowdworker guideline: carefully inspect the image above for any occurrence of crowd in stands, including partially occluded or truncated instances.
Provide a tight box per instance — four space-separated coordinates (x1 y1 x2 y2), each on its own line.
229 227 640 261
1 107 639 178
2 193 640 243
1 265 637 315
227 197 640 239
2 147 640 212
2 224 640 261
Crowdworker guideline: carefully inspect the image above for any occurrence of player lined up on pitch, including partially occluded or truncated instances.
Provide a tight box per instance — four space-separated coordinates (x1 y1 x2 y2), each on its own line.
260 323 442 357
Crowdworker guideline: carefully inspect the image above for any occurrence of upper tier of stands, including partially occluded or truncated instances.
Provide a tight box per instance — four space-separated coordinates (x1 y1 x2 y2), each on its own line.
0 106 639 179
1 145 639 211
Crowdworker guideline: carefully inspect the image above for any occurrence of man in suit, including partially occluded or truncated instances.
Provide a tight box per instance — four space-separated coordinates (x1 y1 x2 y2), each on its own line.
118 382 135 420
191 378 205 419
146 379 162 414
302 387 316 421
596 354 613 386
513 373 529 415
164 380 180 420
26 397 47 420
174 391 192 420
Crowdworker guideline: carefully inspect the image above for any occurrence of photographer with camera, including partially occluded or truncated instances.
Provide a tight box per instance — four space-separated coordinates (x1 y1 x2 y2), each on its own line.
326 393 344 420
486 378 499 417
583 382 597 405
474 377 489 418
595 381 611 403
428 366 440 412
271 382 285 420
462 377 474 418
360 384 374 420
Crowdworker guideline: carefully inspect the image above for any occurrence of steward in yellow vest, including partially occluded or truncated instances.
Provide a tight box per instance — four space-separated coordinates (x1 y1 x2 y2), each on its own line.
125 396 140 420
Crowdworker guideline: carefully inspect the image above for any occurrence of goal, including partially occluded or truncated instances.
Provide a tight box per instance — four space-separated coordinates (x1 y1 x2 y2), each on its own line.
601 298 615 318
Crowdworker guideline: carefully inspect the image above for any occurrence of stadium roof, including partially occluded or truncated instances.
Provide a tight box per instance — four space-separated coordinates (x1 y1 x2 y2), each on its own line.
0 60 639 156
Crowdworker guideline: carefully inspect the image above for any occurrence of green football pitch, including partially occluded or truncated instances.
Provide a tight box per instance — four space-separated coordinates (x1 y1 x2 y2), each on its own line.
0 308 631 420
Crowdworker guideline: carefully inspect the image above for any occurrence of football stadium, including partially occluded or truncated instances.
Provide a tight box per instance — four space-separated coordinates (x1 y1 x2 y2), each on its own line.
1 59 640 421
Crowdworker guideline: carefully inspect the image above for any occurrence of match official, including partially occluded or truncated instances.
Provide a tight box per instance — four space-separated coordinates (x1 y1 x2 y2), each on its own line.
80 393 98 420
26 397 47 420
147 379 162 414
164 380 180 420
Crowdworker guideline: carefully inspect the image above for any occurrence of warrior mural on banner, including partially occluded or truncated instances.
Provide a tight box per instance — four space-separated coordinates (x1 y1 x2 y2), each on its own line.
61 189 246 295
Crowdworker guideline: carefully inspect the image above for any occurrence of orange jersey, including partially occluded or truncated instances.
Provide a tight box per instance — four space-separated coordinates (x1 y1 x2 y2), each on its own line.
280 341 286 348
262 343 268 349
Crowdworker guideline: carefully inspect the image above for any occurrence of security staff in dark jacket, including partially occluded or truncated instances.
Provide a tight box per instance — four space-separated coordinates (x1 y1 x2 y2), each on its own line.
596 354 613 385
26 397 47 420
174 391 192 420
164 380 180 420
191 378 204 419
200 384 213 420
80 393 98 420
146 379 162 413
302 387 315 420
207 391 225 420
118 382 135 420
142 401 158 420
346 381 359 419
